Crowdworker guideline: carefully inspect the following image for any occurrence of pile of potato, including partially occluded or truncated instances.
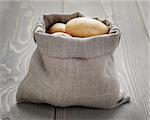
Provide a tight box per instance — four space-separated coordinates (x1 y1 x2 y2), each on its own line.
48 17 108 38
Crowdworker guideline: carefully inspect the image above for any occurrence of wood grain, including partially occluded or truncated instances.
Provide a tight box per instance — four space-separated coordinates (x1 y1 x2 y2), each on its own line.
136 0 150 41
136 0 150 119
112 1 149 119
0 0 149 120
55 0 150 120
0 1 62 120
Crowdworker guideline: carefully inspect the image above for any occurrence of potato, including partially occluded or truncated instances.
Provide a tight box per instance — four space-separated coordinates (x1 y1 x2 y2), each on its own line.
48 23 66 34
66 17 108 37
52 32 72 37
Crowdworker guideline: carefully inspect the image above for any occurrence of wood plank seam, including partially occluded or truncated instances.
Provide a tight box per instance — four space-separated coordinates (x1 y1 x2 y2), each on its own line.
54 107 57 120
135 0 150 42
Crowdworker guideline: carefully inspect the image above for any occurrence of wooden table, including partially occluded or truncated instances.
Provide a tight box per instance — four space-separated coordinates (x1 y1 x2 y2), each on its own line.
0 0 149 120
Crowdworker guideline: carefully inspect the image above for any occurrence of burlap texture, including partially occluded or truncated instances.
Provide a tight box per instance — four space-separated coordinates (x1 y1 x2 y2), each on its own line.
16 12 130 108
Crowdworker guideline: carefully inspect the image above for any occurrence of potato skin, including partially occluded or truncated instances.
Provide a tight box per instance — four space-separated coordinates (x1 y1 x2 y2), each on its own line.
52 32 72 37
48 23 66 33
66 17 108 37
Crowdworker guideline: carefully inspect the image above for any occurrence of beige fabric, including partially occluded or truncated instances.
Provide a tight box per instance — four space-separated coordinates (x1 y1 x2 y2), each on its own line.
16 12 130 108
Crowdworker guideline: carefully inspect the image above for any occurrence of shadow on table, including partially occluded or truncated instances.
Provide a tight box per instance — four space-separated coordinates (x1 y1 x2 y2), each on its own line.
1 103 55 120
1 102 130 120
55 102 130 120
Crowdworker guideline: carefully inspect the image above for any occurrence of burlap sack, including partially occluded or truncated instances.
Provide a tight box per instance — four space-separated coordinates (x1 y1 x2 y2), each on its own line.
16 12 130 108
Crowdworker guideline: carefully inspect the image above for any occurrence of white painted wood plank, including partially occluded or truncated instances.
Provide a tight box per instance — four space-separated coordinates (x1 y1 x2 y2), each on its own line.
136 0 150 40
0 1 62 119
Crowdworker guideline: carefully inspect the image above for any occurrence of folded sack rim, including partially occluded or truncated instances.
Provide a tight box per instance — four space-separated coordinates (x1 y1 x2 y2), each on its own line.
33 12 121 59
